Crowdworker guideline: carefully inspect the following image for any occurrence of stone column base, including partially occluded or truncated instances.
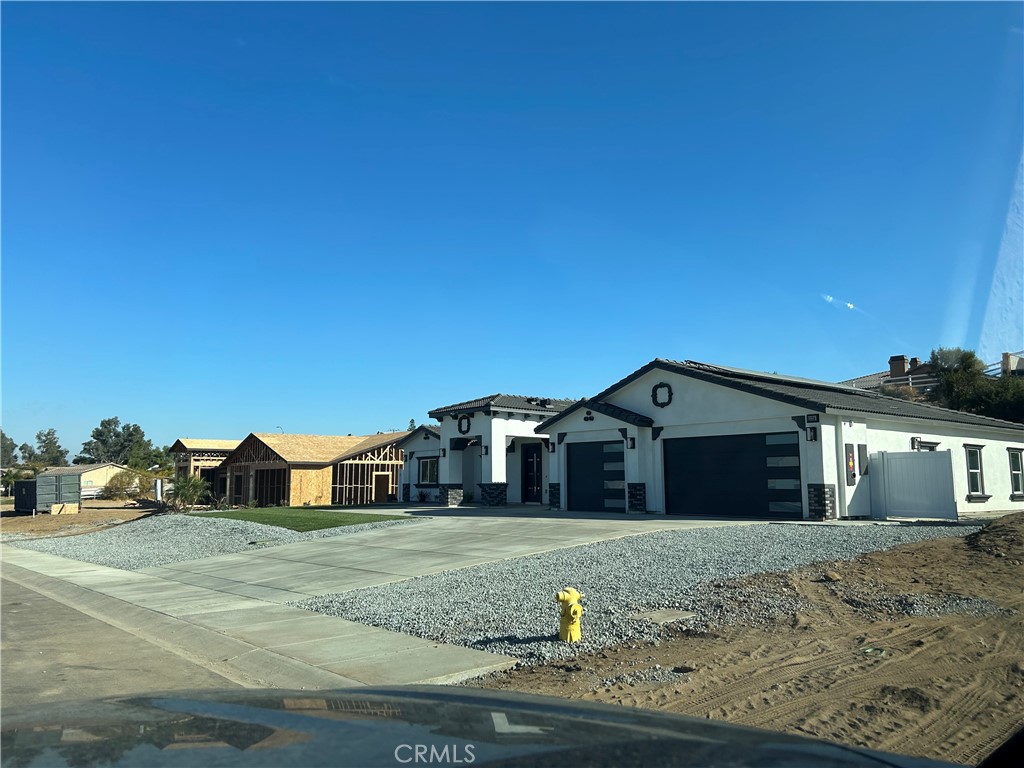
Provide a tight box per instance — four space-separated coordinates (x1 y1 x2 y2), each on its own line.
478 482 508 506
548 483 561 510
438 484 464 507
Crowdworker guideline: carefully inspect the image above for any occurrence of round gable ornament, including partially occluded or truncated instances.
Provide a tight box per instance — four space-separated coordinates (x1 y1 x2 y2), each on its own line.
457 414 472 435
651 382 673 408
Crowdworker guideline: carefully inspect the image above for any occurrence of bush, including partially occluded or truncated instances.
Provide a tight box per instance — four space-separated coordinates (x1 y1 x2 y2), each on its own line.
103 470 150 500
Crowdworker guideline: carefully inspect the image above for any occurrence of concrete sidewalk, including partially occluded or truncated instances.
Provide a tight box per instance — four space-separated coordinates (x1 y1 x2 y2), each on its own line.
2 549 515 691
2 513 751 697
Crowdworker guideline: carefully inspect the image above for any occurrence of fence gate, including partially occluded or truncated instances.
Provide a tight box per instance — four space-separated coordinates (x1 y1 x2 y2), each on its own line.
869 450 957 520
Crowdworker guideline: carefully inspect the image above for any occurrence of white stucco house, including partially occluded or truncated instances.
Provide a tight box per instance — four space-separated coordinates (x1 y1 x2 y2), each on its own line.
396 425 442 503
414 394 576 506
536 359 1024 520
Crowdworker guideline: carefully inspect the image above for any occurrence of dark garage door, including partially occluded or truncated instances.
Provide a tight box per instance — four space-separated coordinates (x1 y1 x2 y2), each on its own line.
567 441 626 512
663 432 802 519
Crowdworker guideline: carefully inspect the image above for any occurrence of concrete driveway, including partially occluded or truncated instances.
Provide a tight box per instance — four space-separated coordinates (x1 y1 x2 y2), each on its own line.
2 511 753 698
137 510 749 602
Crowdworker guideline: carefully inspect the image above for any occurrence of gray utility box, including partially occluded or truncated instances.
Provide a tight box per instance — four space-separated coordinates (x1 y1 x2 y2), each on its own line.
16 474 81 513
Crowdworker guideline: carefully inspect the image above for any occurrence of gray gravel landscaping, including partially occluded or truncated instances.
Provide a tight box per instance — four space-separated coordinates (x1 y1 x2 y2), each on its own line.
6 514 419 570
291 522 981 665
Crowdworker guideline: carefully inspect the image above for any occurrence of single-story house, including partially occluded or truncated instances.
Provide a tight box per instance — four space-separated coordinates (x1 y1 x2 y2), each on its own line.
424 394 576 506
536 359 1024 520
839 354 936 392
219 432 409 507
329 431 410 505
396 425 441 503
169 438 241 496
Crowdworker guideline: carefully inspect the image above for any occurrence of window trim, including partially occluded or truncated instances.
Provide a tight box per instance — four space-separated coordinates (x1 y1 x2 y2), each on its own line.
1008 448 1024 501
964 444 990 501
416 456 439 487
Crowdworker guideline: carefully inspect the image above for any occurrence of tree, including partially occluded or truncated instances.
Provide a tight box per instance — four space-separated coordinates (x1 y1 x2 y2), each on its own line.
76 417 168 470
408 419 416 431
926 347 1024 424
18 442 36 463
35 428 69 466
1 430 17 467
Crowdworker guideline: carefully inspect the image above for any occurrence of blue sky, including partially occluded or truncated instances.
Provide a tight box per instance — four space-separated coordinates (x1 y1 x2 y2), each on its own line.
3 2 1022 455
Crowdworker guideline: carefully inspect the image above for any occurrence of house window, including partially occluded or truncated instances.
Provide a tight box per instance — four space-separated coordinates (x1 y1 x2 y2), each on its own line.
418 457 438 485
1009 449 1023 498
964 445 988 499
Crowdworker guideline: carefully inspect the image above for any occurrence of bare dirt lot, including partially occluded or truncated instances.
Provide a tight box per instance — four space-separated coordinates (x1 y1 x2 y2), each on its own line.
474 514 1024 766
0 501 154 539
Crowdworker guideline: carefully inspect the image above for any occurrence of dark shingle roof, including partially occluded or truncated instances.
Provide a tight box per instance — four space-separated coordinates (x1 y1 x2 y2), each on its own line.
428 394 576 419
395 424 440 449
537 399 654 432
543 359 1023 435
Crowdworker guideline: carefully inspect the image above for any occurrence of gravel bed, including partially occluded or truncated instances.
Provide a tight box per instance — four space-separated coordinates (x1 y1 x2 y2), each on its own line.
835 585 1011 619
7 514 419 570
292 523 979 665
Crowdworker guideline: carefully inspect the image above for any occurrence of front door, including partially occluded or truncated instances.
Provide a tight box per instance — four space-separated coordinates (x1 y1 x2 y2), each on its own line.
373 473 390 504
522 443 543 504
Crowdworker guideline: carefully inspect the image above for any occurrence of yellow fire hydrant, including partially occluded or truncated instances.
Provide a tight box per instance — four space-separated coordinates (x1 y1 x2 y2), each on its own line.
555 588 584 643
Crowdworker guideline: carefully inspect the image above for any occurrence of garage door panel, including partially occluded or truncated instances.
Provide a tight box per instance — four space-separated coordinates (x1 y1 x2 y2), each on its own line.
567 441 627 512
664 432 802 519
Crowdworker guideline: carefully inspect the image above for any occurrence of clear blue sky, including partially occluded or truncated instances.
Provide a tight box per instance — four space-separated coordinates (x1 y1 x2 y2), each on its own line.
3 2 1022 455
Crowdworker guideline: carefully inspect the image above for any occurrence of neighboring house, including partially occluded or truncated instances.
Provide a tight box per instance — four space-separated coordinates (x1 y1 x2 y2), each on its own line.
425 394 576 506
840 351 1023 392
329 431 410 506
37 463 129 500
396 425 442 503
219 432 409 507
537 359 1024 520
169 438 241 497
839 354 936 393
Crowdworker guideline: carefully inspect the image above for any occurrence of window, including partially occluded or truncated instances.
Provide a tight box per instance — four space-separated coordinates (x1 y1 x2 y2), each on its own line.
417 457 438 485
964 445 988 499
1009 449 1023 498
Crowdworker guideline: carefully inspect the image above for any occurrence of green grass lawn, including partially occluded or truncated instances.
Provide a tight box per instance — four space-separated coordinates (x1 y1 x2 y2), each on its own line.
191 507 406 532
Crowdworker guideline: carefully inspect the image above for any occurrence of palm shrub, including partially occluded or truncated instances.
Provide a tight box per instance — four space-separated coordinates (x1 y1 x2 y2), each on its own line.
166 474 210 513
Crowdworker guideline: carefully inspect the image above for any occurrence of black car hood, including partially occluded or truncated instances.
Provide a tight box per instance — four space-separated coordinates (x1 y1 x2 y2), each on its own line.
1 685 962 768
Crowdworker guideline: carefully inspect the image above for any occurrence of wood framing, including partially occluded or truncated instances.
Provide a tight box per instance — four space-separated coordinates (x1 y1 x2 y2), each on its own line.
219 431 409 507
331 437 405 505
169 439 241 488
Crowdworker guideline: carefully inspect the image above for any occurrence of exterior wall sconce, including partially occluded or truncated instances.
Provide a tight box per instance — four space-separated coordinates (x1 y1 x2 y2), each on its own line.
626 437 636 449
482 446 489 456
548 443 556 453
440 448 447 457
806 427 818 442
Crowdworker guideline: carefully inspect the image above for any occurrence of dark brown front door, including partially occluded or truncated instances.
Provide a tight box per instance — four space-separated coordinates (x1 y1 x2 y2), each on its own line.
373 473 390 504
522 443 543 503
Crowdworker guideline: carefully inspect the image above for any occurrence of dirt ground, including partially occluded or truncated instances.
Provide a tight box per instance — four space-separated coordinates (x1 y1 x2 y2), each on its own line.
0 501 154 538
474 514 1024 766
